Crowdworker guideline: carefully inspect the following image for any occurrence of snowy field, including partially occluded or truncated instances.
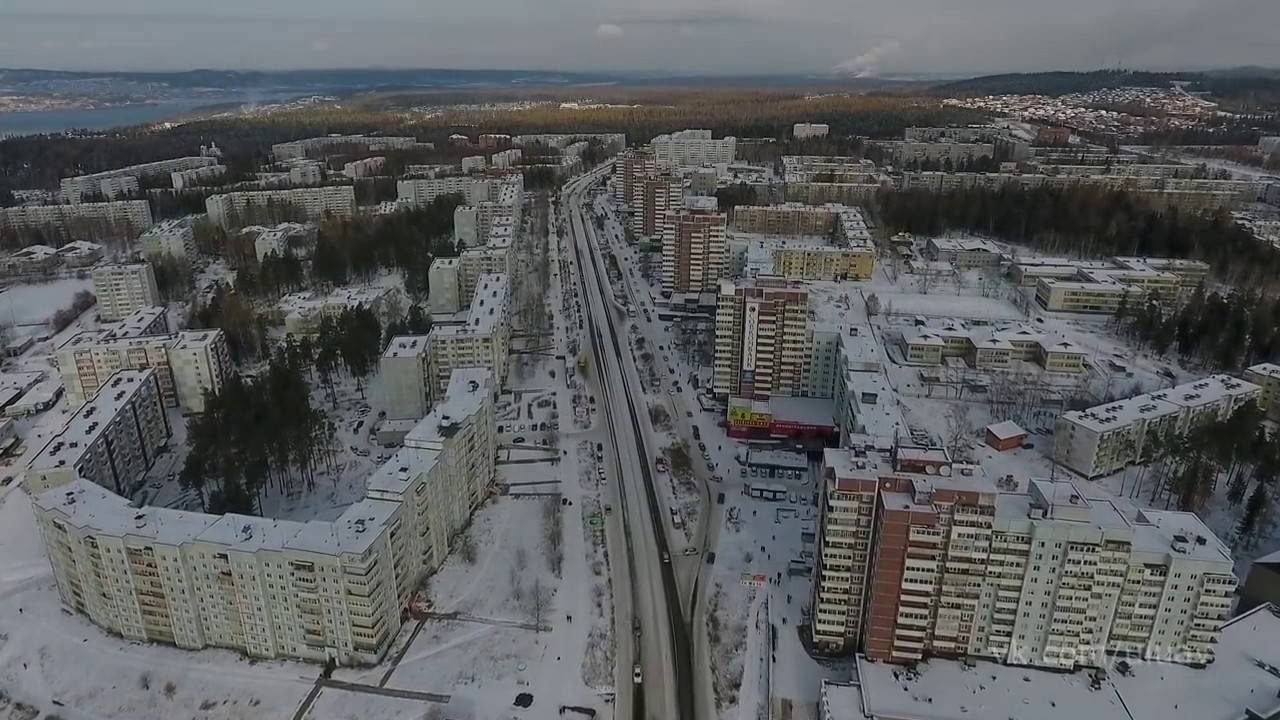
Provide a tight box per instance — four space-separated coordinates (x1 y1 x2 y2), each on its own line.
0 277 94 327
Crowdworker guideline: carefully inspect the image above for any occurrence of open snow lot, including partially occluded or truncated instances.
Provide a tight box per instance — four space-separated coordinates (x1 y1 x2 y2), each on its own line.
0 490 315 720
0 277 94 326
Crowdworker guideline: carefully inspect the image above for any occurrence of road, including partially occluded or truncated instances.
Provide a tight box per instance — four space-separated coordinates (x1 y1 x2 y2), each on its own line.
585 194 722 720
563 167 695 720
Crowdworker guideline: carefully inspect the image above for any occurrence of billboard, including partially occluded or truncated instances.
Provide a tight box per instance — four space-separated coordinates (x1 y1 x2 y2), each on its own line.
741 300 760 372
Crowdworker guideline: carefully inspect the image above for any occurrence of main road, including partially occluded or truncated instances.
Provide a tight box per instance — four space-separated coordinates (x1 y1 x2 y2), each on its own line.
563 166 696 720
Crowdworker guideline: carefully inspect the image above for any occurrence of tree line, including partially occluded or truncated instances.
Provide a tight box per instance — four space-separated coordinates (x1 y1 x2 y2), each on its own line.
875 185 1280 288
1113 284 1280 373
1115 400 1277 548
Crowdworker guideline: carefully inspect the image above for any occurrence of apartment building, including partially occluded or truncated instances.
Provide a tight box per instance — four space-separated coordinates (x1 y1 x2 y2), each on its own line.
1244 363 1280 420
0 200 154 242
31 368 496 667
637 174 683 239
341 157 386 179
61 157 218 202
27 369 170 495
427 274 511 395
285 160 325 187
793 123 830 139
713 277 811 400
663 199 728 294
91 263 161 321
272 135 419 161
56 329 232 412
811 441 1236 670
612 147 657 208
650 129 736 167
459 235 513 299
380 336 434 420
205 186 357 229
1055 374 1262 478
732 203 838 236
139 219 197 261
170 164 226 191
427 258 463 314
167 330 233 413
250 223 317 261
461 156 486 173
875 141 995 166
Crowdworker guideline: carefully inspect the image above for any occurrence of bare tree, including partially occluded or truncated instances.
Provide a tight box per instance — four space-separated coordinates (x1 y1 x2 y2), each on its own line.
526 578 554 630
945 404 975 461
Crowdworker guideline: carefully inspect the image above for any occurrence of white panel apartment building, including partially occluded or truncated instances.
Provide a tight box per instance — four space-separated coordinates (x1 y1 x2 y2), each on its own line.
26 369 170 495
1055 374 1261 478
272 135 418 161
32 368 496 666
811 442 1236 670
650 129 737 167
170 164 227 191
61 157 218 202
205 186 357 229
139 218 198 260
91 262 161 321
56 328 232 412
0 200 154 241
427 258 463 314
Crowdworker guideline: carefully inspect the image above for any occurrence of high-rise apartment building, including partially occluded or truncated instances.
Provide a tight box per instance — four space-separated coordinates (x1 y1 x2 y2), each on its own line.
662 198 727 294
60 157 218 202
811 439 1236 670
139 219 198 261
712 277 812 400
56 329 232 412
32 368 496 667
26 369 171 495
91 262 161 322
638 174 683 239
1245 363 1280 421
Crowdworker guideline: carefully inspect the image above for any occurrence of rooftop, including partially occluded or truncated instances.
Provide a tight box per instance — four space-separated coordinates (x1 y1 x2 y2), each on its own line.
848 602 1280 720
30 369 158 472
382 335 431 360
985 420 1025 440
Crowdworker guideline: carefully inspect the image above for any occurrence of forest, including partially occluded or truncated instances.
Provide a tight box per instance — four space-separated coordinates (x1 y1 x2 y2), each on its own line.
875 185 1280 288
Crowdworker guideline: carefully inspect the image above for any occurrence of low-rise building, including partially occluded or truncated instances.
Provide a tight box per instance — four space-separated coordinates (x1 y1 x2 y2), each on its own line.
793 123 829 139
205 186 356 229
249 223 317 261
925 237 1003 268
1055 374 1261 478
1244 362 1280 421
341 157 386 178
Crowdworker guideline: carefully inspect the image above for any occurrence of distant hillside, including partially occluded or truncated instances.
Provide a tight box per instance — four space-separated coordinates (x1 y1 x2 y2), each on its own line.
930 70 1185 96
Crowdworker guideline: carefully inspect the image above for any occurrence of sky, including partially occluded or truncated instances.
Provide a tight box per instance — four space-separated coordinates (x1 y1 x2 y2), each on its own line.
0 0 1276 77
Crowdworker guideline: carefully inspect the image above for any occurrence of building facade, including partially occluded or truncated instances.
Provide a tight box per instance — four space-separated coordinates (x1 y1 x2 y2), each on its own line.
713 277 812 400
811 441 1236 670
139 219 198 261
663 201 728 294
32 368 496 667
205 187 357 229
91 263 161 322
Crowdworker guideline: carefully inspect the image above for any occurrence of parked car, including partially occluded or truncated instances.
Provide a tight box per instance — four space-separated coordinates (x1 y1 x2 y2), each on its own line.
513 436 526 444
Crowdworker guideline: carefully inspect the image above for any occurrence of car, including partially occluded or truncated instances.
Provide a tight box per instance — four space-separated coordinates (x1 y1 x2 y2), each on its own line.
717 492 726 504
686 411 693 418
692 427 701 440
355 420 364 430
0 476 13 487
740 467 747 477
513 436 526 444
1022 442 1035 450
706 552 717 565
683 547 698 556
698 441 706 451
604 504 613 515
702 451 710 461
661 551 670 564
706 461 715 472
539 439 549 447
633 665 643 685
750 467 758 477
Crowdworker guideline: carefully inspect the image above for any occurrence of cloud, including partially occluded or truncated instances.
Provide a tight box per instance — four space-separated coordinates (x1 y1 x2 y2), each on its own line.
594 23 624 39
833 38 902 77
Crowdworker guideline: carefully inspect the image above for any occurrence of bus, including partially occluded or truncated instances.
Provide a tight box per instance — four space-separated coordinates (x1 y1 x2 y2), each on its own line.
746 483 787 502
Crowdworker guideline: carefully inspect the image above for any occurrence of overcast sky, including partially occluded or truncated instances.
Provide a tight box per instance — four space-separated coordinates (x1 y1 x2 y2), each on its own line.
0 0 1276 76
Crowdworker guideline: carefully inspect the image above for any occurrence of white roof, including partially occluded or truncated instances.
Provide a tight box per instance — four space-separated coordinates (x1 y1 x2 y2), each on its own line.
985 420 1025 440
30 369 157 472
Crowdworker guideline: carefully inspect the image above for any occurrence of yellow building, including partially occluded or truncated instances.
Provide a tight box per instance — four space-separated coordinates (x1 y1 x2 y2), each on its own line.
903 331 944 365
773 246 874 281
1245 363 1280 420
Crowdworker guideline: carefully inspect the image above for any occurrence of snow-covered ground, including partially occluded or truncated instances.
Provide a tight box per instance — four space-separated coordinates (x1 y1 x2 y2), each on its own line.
0 276 94 326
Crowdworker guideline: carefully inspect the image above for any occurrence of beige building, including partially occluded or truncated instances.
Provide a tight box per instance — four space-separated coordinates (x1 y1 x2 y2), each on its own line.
732 203 838 236
56 329 232 412
812 441 1236 670
32 368 496 667
205 186 357 229
1055 374 1261 478
139 219 198 261
379 336 434 421
0 200 154 242
662 199 728 294
428 274 511 395
773 245 874 281
925 237 1003 269
903 323 1087 374
60 157 218 202
650 129 736 167
27 369 170 495
1245 363 1280 420
712 277 811 400
91 262 161 322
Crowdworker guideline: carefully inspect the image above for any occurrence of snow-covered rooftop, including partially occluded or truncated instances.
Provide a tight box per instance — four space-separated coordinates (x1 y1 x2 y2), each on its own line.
30 369 157 472
846 602 1280 720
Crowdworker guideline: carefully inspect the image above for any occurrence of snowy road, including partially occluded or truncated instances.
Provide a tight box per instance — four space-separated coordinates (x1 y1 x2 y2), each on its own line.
565 167 695 719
